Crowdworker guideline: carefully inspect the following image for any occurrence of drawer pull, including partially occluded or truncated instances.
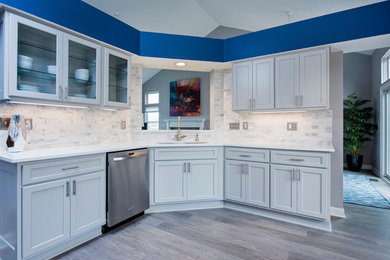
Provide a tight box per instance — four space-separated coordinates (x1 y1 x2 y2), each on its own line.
239 155 251 158
62 166 80 171
289 158 304 162
66 181 70 197
73 180 76 195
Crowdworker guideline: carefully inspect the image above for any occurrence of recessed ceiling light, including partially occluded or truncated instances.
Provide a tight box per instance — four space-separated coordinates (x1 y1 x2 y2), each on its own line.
175 62 186 67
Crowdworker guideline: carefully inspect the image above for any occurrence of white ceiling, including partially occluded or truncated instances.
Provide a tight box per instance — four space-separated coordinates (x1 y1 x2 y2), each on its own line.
83 0 385 37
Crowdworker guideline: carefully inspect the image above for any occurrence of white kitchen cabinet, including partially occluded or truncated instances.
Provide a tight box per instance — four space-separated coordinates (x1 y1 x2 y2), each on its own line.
63 34 102 105
154 161 187 203
224 160 245 202
246 162 270 207
232 58 274 111
297 167 327 219
299 49 328 108
22 179 70 258
232 60 252 111
270 164 327 219
225 160 270 208
275 53 300 109
187 160 218 201
103 48 131 108
71 171 105 237
270 164 297 213
8 13 63 101
252 57 274 110
155 159 219 203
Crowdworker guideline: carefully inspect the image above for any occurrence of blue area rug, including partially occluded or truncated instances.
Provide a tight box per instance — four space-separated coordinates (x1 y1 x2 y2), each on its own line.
343 173 390 209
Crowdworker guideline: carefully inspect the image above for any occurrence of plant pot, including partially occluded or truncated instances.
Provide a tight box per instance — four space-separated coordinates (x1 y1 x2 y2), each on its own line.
346 154 363 172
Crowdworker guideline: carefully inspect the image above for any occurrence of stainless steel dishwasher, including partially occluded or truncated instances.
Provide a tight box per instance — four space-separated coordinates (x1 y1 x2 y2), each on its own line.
106 148 149 229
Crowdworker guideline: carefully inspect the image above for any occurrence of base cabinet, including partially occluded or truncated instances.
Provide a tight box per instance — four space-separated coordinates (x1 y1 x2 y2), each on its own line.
155 159 218 203
22 179 70 258
270 165 327 219
225 160 269 208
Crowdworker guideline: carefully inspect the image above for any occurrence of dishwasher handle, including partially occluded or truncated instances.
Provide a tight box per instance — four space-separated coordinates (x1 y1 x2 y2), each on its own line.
112 150 148 162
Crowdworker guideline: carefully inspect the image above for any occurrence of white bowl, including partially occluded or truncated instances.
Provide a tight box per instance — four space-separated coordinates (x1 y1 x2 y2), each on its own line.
47 65 56 75
75 69 89 81
18 55 33 70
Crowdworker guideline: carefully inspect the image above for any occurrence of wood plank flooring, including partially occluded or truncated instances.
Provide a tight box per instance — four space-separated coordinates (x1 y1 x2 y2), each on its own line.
56 203 390 260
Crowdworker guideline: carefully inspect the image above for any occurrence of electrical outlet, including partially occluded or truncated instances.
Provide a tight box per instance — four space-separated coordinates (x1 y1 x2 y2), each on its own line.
121 120 126 130
287 122 297 131
229 123 240 130
1 117 11 130
24 118 33 130
242 122 248 130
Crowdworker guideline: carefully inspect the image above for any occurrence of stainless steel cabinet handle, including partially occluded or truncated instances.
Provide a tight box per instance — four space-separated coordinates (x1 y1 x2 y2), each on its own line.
253 98 256 109
187 162 190 173
183 162 186 173
292 168 296 180
73 180 76 195
289 158 304 162
297 169 301 181
239 155 251 158
241 163 244 174
249 98 252 109
62 166 79 171
59 85 63 100
65 86 69 100
66 181 70 197
245 163 249 174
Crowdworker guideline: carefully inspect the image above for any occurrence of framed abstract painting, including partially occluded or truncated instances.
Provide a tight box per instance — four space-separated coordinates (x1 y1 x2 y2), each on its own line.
170 78 201 116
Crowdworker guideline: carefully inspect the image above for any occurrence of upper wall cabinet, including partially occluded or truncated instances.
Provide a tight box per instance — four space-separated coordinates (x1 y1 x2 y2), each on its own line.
1 12 132 109
275 48 328 109
103 48 131 108
232 48 328 112
9 13 63 101
232 58 274 111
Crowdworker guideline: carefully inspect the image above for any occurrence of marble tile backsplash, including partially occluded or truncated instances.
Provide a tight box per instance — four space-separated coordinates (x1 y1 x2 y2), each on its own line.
0 67 332 152
0 103 132 151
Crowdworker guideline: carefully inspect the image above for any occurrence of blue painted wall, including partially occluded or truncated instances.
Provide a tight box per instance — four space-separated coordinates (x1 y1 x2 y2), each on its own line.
224 1 390 61
140 32 224 62
1 0 390 62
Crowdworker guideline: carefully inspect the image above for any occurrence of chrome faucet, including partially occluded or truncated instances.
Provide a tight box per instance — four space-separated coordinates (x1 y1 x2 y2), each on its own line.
176 116 187 141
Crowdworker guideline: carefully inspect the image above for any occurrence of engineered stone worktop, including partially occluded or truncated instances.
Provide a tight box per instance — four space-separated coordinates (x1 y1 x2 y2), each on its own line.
0 142 335 163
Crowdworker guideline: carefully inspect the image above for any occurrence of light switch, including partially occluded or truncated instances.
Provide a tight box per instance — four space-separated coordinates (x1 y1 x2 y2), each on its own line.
24 118 33 130
242 122 248 130
287 122 297 131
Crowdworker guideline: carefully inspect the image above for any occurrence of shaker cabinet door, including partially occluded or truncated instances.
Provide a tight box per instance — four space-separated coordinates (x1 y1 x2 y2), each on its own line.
246 162 270 208
232 61 252 111
187 160 218 201
155 161 187 203
22 179 70 258
275 54 299 109
252 58 274 110
270 165 297 213
224 160 245 202
71 171 105 237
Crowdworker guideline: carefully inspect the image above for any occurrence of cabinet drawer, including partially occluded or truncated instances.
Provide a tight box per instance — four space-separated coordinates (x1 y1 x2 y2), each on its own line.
271 150 329 168
225 147 269 163
22 154 105 185
155 147 218 161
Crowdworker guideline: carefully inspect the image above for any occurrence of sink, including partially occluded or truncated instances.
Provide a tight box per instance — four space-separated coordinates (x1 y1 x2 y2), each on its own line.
157 141 208 145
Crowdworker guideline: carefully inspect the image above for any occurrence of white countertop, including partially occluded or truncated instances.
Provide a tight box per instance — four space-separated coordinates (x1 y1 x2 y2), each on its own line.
0 142 335 163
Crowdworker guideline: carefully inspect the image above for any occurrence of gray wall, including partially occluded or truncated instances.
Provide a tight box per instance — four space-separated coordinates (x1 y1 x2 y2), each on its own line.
142 70 210 130
371 48 390 174
343 53 373 166
330 51 344 209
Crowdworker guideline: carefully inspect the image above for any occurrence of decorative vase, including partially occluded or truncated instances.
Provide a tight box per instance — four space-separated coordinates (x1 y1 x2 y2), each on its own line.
6 115 26 153
346 154 363 172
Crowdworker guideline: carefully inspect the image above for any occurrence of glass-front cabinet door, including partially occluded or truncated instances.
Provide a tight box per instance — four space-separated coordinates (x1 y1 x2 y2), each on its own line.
103 48 131 108
9 14 62 100
63 34 101 105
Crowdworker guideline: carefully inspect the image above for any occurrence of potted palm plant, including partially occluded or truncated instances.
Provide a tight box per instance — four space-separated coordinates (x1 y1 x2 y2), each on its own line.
344 92 377 171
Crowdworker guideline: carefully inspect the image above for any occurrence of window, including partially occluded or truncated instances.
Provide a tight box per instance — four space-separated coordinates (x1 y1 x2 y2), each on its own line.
381 49 390 84
144 92 159 130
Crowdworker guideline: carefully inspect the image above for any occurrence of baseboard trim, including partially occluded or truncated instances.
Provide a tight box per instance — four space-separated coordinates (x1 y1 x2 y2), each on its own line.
146 201 224 213
330 206 346 218
224 202 331 232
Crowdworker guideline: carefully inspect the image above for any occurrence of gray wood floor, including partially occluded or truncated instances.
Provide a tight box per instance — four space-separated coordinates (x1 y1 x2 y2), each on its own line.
56 203 390 260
